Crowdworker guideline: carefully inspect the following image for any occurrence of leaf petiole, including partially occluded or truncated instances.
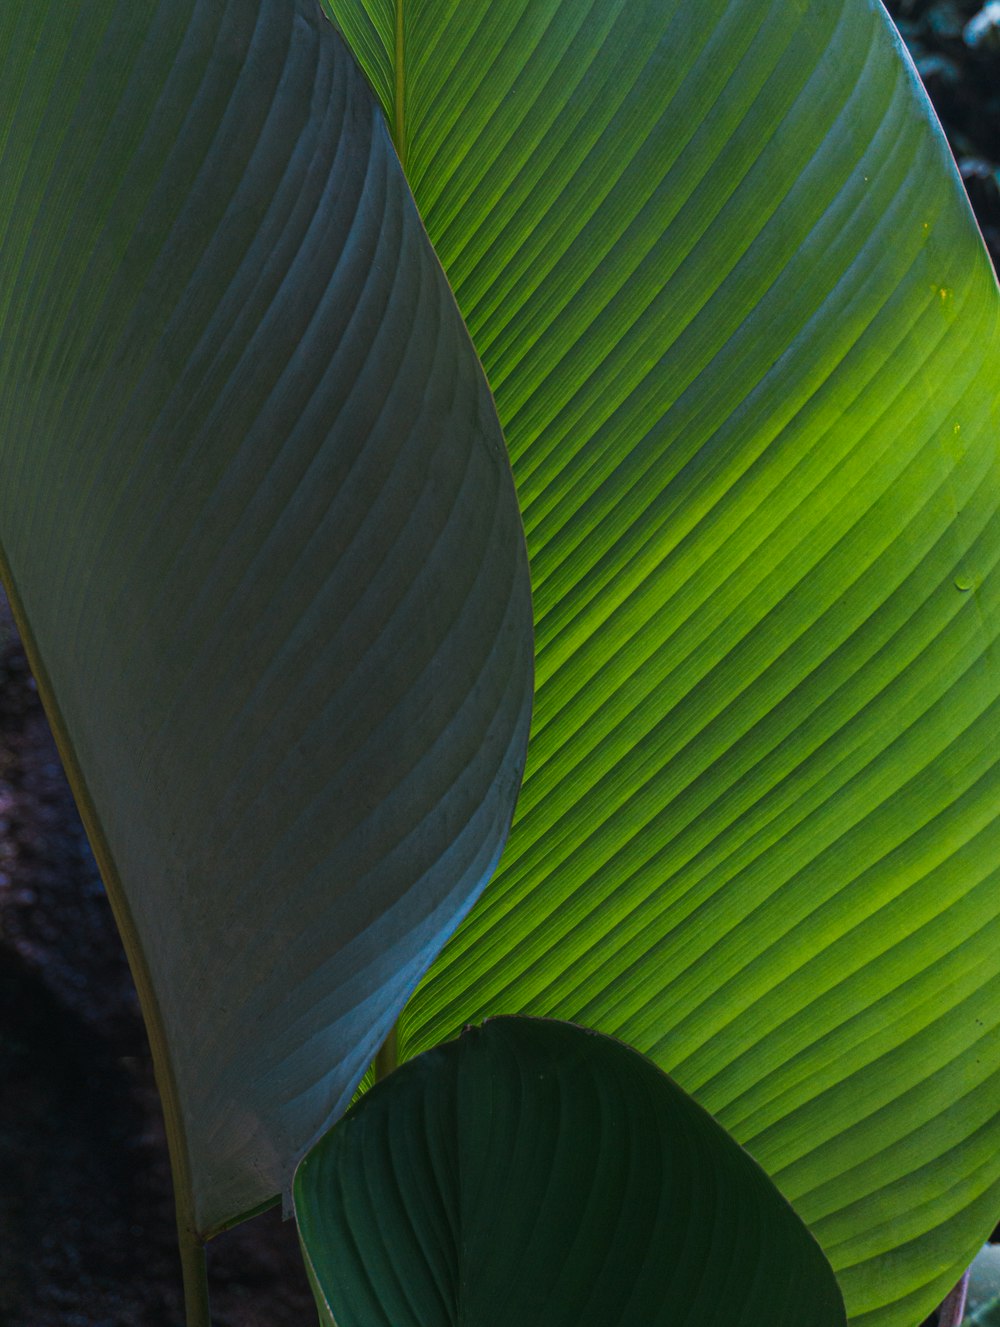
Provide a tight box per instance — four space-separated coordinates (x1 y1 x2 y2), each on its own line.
178 1224 212 1327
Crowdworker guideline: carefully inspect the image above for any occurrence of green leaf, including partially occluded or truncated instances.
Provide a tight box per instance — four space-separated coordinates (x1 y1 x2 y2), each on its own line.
0 0 532 1236
966 1247 1000 1323
294 1016 847 1327
320 1 1000 1322
969 1297 1000 1327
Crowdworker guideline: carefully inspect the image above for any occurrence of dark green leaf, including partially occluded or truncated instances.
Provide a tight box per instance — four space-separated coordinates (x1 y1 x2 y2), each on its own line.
295 1017 847 1327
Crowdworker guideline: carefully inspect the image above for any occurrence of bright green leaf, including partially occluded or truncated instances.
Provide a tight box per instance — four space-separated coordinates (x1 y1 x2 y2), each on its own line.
0 0 532 1237
295 1016 847 1327
320 1 1000 1322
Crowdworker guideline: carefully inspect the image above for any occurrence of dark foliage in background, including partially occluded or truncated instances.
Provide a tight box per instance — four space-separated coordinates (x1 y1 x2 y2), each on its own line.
0 5 997 1324
887 0 1000 267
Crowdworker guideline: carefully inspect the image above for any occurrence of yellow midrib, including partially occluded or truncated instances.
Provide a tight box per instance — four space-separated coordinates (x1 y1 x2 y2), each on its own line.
393 0 406 167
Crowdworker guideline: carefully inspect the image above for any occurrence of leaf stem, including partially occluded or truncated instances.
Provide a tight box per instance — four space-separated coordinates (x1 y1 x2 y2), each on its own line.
375 1022 399 1080
937 1268 970 1327
177 1224 212 1327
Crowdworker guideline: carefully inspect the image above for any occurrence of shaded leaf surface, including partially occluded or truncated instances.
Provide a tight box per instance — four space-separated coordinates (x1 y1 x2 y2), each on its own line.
320 1 1000 1322
0 0 532 1235
295 1017 847 1327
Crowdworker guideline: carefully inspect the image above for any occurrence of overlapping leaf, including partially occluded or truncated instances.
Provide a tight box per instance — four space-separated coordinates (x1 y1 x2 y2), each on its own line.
319 1 1000 1322
295 1017 847 1327
0 0 532 1236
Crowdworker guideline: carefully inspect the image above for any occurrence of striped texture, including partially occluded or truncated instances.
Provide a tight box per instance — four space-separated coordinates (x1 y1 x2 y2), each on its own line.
320 1 1000 1322
295 1017 846 1327
0 0 533 1235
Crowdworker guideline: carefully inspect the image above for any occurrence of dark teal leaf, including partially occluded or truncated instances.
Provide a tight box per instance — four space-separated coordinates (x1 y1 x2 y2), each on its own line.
295 1017 847 1327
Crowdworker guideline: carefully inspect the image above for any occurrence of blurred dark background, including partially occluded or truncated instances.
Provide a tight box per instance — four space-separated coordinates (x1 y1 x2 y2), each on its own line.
0 6 998 1325
889 0 1000 268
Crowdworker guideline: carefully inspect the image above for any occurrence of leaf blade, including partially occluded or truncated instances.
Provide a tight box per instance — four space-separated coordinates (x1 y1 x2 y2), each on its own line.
0 0 533 1235
295 1017 847 1327
321 1 1000 1320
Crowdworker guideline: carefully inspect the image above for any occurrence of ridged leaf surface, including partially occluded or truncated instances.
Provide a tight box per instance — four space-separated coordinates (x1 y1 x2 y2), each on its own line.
295 1017 847 1327
0 0 532 1235
320 1 1000 1322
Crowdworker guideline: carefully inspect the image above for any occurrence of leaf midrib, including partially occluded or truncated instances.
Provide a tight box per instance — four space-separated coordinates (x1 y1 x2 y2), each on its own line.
394 0 406 167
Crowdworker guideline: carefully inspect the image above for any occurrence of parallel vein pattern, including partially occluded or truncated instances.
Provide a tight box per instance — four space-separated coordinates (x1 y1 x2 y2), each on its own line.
0 0 532 1234
295 1018 846 1327
321 0 1000 1321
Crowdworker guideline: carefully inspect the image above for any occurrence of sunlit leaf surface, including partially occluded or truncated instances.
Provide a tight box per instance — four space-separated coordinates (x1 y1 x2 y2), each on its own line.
320 1 1000 1321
